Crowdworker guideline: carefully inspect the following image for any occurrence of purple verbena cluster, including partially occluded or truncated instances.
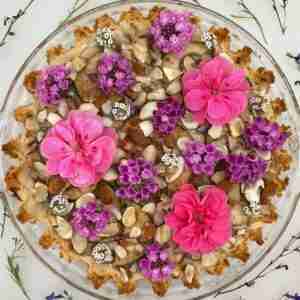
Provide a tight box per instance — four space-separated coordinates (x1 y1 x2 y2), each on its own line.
116 159 159 203
97 52 135 95
226 154 267 184
36 65 71 105
149 10 195 54
183 142 224 176
153 98 185 135
71 201 111 241
138 243 175 282
245 117 288 152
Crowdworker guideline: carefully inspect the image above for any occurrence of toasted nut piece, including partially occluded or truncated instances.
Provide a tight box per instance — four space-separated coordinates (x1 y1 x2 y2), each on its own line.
155 224 171 245
122 207 137 228
72 233 88 254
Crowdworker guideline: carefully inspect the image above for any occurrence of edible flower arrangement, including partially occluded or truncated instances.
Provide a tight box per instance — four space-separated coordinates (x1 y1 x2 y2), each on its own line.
3 6 293 297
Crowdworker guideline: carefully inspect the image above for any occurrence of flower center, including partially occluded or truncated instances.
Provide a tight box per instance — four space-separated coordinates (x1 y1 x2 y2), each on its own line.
161 23 178 39
191 153 202 163
211 88 219 96
194 213 203 224
161 115 169 122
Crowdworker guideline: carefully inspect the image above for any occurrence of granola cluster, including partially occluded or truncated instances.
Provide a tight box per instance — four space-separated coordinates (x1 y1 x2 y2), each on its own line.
3 6 293 297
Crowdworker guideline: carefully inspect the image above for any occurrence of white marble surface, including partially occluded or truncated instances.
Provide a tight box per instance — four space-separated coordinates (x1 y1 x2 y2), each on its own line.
1 1 300 299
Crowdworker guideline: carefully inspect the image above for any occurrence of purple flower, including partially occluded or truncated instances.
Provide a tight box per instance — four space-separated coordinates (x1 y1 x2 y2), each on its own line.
153 98 185 135
285 294 300 300
71 201 111 241
226 154 267 184
36 65 71 105
97 52 135 95
150 10 195 54
116 158 159 203
138 243 174 282
245 117 288 152
183 142 224 176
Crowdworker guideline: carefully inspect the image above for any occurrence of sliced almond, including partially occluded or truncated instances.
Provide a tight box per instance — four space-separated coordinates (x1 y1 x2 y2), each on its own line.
56 216 73 240
155 224 171 245
115 245 128 259
72 233 87 254
185 264 195 284
139 120 154 137
143 145 157 162
122 207 136 228
139 102 157 120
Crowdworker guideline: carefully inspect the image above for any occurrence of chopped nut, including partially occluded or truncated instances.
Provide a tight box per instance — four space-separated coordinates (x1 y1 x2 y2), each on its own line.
155 224 171 245
177 137 191 152
37 110 48 123
139 120 154 137
76 193 95 208
148 88 166 101
122 207 137 228
143 145 157 162
55 216 73 240
102 100 113 115
72 233 88 254
229 118 244 137
72 57 87 72
142 202 156 215
132 38 149 63
79 103 99 113
100 222 121 237
211 171 226 184
58 101 69 117
184 264 195 284
103 168 118 181
163 66 182 82
129 226 142 238
167 80 181 95
208 125 223 139
47 112 62 125
139 102 158 120
115 245 128 259
150 67 163 81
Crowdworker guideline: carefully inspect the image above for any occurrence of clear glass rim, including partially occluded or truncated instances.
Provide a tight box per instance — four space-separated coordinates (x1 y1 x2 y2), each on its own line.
1 1 299 299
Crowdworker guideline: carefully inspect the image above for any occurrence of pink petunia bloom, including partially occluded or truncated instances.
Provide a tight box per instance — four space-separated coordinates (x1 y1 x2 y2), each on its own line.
182 56 250 126
40 110 117 188
165 184 232 254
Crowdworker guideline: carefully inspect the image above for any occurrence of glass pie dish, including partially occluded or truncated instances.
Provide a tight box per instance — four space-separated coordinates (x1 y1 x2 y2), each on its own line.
1 0 300 299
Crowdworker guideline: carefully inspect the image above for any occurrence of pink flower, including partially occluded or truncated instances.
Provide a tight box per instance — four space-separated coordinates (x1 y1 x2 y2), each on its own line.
40 110 117 188
182 56 250 126
165 184 231 254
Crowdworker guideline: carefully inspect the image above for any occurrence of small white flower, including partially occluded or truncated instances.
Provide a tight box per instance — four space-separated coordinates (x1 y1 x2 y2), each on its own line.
161 152 181 168
111 101 132 121
202 31 214 49
50 195 73 216
92 243 113 264
96 27 114 48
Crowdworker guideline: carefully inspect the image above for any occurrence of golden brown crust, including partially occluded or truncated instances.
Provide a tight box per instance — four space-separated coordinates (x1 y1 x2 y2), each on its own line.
23 70 40 94
47 45 66 64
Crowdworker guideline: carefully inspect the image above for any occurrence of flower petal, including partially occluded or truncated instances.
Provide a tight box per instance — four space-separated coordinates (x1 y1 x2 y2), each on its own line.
58 155 77 179
87 136 117 174
182 70 202 93
46 160 60 175
220 69 250 93
69 163 98 188
53 120 76 146
69 111 104 143
184 89 210 112
207 97 232 125
40 136 72 160
200 56 234 87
